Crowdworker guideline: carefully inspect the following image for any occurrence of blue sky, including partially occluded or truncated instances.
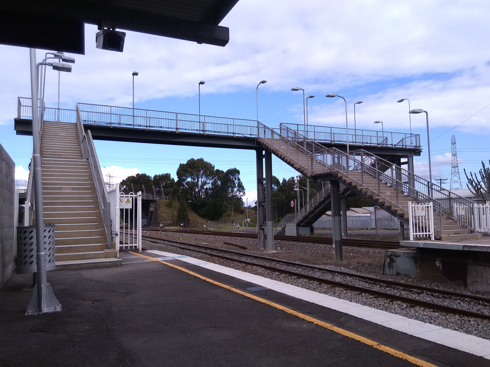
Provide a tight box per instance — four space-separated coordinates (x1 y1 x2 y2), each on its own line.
1 0 490 203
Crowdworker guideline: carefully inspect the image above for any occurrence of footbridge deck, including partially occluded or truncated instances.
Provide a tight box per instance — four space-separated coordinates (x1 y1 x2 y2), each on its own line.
15 98 421 156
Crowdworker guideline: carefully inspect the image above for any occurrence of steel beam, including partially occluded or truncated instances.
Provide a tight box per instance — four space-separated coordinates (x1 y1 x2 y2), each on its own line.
265 150 274 251
330 180 343 261
341 196 348 238
256 149 265 250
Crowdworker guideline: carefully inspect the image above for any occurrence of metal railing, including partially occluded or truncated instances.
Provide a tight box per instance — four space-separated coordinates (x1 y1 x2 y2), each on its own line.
281 123 421 149
18 97 77 123
352 149 474 230
265 125 454 234
76 105 112 249
77 102 259 138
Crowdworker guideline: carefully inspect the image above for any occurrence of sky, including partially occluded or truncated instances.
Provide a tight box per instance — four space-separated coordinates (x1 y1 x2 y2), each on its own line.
1 0 490 204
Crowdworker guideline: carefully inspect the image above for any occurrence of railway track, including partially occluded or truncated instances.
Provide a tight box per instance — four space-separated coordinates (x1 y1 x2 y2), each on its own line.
141 232 490 321
144 228 401 249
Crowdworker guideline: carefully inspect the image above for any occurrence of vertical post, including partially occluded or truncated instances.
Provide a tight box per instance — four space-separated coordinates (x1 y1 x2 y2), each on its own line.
408 156 415 189
265 150 274 251
330 180 343 261
341 196 348 237
26 48 61 315
137 191 142 251
256 149 265 250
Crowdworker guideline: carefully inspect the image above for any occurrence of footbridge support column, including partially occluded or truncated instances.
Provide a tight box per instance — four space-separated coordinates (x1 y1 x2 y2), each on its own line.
256 149 265 250
330 180 343 261
341 196 348 238
265 150 274 251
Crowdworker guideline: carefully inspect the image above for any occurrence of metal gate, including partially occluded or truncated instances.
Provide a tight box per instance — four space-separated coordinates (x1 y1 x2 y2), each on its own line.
408 201 434 241
108 183 142 253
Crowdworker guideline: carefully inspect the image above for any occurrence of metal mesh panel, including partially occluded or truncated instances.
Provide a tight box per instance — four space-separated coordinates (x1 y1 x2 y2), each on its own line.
16 225 56 273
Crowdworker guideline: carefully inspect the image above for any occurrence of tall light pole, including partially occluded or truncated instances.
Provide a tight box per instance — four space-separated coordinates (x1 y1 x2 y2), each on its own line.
353 101 363 143
199 81 205 132
326 93 349 160
256 80 267 122
132 71 138 127
374 120 384 144
27 49 73 315
410 109 432 194
397 98 412 135
291 87 306 132
306 95 315 130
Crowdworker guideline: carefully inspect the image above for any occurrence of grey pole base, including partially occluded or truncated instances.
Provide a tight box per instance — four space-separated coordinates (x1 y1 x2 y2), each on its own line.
26 282 62 315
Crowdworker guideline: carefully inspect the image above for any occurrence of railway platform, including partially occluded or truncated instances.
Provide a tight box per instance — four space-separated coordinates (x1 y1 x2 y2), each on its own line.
387 236 490 292
1 250 489 366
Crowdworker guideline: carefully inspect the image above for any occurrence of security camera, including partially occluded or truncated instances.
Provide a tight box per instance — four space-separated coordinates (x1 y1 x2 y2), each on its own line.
96 28 126 52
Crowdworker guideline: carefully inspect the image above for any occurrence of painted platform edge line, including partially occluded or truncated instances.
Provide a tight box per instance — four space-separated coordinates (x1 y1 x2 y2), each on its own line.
132 251 435 367
145 249 490 360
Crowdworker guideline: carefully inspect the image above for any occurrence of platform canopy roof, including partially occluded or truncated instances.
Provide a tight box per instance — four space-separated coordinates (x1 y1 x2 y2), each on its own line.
0 0 238 54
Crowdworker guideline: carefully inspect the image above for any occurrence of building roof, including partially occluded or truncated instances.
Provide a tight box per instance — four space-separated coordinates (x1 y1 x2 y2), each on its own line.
0 0 238 53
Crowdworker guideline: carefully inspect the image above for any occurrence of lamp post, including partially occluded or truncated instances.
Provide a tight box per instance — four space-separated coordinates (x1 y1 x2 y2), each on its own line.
132 71 138 127
291 87 306 133
27 49 73 315
326 93 349 166
39 52 75 123
199 81 205 132
397 98 412 135
410 109 432 195
353 101 363 143
374 120 384 144
256 80 267 123
306 95 315 130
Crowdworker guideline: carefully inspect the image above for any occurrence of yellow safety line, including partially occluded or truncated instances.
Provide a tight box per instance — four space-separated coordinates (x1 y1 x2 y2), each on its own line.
130 251 435 367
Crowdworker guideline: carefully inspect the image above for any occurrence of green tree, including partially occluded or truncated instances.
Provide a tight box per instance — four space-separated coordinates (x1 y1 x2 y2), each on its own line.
176 200 190 225
120 173 153 194
177 158 216 202
153 173 176 199
221 168 245 223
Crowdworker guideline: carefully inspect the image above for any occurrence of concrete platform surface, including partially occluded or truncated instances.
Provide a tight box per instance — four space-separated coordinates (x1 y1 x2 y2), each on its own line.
1 250 489 366
401 235 490 252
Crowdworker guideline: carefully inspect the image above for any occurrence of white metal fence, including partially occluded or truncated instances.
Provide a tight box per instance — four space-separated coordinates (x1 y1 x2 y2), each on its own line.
108 184 142 253
408 202 434 240
473 204 490 233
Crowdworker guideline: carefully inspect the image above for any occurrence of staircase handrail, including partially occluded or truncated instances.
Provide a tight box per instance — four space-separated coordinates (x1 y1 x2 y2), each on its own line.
276 126 447 231
76 104 112 249
293 184 332 224
24 155 35 226
257 122 330 173
351 148 474 230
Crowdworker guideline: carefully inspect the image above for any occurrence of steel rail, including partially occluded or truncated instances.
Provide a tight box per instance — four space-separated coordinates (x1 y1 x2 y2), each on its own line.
141 233 490 320
145 228 401 249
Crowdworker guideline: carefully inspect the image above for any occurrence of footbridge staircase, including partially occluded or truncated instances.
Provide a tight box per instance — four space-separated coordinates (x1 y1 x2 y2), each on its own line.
24 118 119 267
258 123 480 241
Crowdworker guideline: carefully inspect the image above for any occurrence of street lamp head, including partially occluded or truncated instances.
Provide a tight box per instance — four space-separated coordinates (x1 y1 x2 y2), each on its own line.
354 100 363 105
291 87 303 91
61 56 75 64
374 120 383 124
199 81 205 85
132 71 139 76
307 94 315 99
397 98 407 103
326 93 337 98
51 62 72 73
410 109 425 114
259 80 267 85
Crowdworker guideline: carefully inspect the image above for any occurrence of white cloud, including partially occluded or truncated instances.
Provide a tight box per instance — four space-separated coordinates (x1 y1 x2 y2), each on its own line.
15 166 29 181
